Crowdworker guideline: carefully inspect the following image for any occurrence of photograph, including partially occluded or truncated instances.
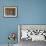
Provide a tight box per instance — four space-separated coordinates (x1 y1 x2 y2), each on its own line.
4 6 17 17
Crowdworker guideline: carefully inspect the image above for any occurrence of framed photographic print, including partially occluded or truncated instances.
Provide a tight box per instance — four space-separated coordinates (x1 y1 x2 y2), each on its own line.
4 6 17 17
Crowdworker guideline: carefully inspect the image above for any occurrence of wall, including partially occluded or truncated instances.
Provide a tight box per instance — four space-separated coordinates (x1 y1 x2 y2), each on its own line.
0 0 46 44
0 0 18 44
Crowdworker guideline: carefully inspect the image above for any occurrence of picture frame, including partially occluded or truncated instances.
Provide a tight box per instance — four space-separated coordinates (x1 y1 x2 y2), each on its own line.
4 6 17 17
